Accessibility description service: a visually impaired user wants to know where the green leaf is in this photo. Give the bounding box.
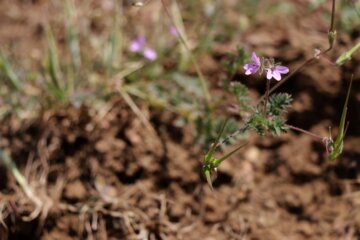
[172,73,203,97]
[213,142,248,166]
[46,27,62,90]
[64,0,81,72]
[204,119,228,164]
[328,77,353,160]
[0,50,22,91]
[267,93,292,116]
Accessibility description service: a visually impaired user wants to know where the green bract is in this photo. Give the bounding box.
[328,77,353,160]
[203,120,247,190]
[336,42,360,66]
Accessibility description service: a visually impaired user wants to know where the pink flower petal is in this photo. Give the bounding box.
[251,52,261,66]
[266,69,272,80]
[129,36,146,52]
[244,64,252,75]
[143,48,157,61]
[129,42,141,52]
[273,71,281,81]
[275,66,289,74]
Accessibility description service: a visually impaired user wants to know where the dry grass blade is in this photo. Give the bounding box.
[0,150,43,221]
[0,202,7,229]
[119,89,157,135]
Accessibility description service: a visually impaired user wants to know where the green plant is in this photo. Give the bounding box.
[202,0,355,189]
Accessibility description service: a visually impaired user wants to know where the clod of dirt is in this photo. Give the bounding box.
[63,180,88,202]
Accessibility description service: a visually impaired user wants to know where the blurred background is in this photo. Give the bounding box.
[0,0,359,239]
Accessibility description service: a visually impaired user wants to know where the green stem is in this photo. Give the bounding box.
[263,79,271,115]
[213,142,248,166]
[330,0,336,33]
[205,119,229,164]
[160,0,211,109]
[215,125,250,149]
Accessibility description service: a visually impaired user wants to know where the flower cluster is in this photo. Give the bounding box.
[244,52,289,81]
[129,36,157,61]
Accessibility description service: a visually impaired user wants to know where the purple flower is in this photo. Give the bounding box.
[129,36,157,61]
[266,66,289,81]
[244,52,261,75]
[129,36,145,53]
[143,48,157,61]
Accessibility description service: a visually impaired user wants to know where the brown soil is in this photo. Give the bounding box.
[0,1,360,240]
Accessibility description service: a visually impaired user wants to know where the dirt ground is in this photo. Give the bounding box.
[0,1,359,240]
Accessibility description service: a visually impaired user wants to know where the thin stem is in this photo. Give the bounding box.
[118,89,156,134]
[330,0,336,32]
[160,0,211,109]
[213,142,248,166]
[263,79,271,115]
[215,125,250,149]
[286,124,324,141]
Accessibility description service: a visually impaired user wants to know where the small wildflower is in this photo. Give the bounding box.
[143,48,157,61]
[129,36,157,61]
[244,52,261,75]
[129,36,145,53]
[266,65,289,81]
